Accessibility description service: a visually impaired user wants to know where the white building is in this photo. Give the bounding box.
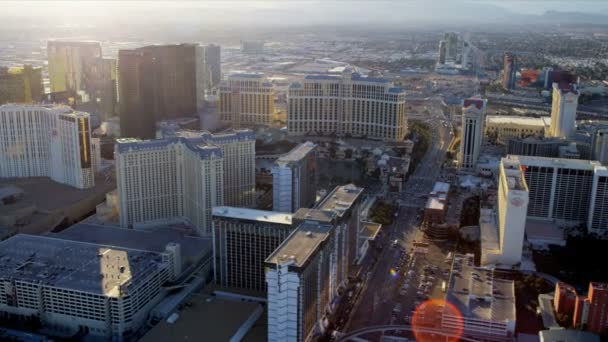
[549,82,579,138]
[0,234,177,341]
[505,155,608,232]
[218,74,275,128]
[497,158,529,265]
[459,98,487,170]
[588,167,608,236]
[115,137,224,235]
[265,221,334,342]
[485,115,551,143]
[0,104,96,189]
[272,142,318,213]
[444,254,516,341]
[287,71,407,141]
[592,127,608,165]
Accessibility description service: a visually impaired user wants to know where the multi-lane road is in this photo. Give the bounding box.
[343,99,453,339]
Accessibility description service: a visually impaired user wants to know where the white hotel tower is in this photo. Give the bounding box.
[287,70,407,141]
[115,137,224,235]
[0,104,97,189]
[549,82,579,138]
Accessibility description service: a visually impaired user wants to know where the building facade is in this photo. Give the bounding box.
[549,82,579,138]
[287,71,407,141]
[485,115,550,144]
[272,142,318,213]
[158,129,256,208]
[118,44,199,139]
[502,53,516,90]
[505,155,608,230]
[0,234,179,341]
[82,57,118,120]
[212,207,295,294]
[0,65,43,105]
[115,137,224,234]
[47,41,102,94]
[459,98,487,170]
[0,104,95,189]
[218,74,275,128]
[204,44,221,87]
[588,167,608,236]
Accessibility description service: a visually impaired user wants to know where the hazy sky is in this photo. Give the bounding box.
[2,1,607,29]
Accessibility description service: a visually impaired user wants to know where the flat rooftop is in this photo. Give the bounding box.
[265,222,332,269]
[501,159,528,191]
[505,154,603,170]
[293,208,336,223]
[526,219,564,244]
[52,223,212,270]
[316,184,364,216]
[360,222,382,240]
[432,182,450,194]
[0,234,164,297]
[140,293,263,342]
[212,206,293,225]
[276,142,316,163]
[445,254,515,323]
[425,197,446,211]
[486,115,550,127]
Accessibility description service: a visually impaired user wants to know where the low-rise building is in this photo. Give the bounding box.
[485,115,550,144]
[443,253,516,341]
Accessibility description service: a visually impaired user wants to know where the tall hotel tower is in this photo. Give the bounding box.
[0,104,96,189]
[459,97,487,170]
[549,82,579,138]
[115,137,224,234]
[218,74,275,128]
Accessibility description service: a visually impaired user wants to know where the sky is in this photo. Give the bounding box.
[2,1,607,28]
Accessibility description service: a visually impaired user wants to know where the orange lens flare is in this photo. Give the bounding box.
[411,299,463,342]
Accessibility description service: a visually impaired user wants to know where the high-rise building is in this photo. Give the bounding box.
[287,71,407,141]
[195,45,209,111]
[505,155,607,229]
[438,40,447,64]
[212,207,295,294]
[265,221,334,342]
[573,282,608,334]
[0,104,95,189]
[496,158,529,265]
[459,97,487,170]
[272,142,318,213]
[0,65,43,104]
[82,57,118,119]
[444,32,459,62]
[118,44,198,139]
[159,129,256,208]
[502,53,517,90]
[115,137,224,234]
[204,44,221,87]
[549,82,579,138]
[47,41,102,94]
[554,282,578,317]
[218,74,275,128]
[240,40,265,54]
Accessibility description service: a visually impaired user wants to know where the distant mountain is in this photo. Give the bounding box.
[539,10,608,25]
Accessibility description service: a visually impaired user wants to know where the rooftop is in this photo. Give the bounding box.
[445,254,515,323]
[432,182,450,194]
[505,154,603,170]
[501,158,528,191]
[486,115,551,127]
[539,329,600,342]
[425,197,446,211]
[52,223,212,270]
[265,221,332,269]
[293,208,336,223]
[0,234,165,297]
[276,141,316,163]
[212,206,293,225]
[316,184,364,216]
[140,293,263,342]
[360,221,382,241]
[115,137,223,159]
[463,98,487,110]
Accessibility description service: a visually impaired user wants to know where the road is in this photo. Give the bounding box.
[344,98,454,337]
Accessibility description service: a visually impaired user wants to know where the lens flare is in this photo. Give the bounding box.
[411,299,463,342]
[389,268,398,277]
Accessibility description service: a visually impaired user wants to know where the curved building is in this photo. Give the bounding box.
[287,71,407,141]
